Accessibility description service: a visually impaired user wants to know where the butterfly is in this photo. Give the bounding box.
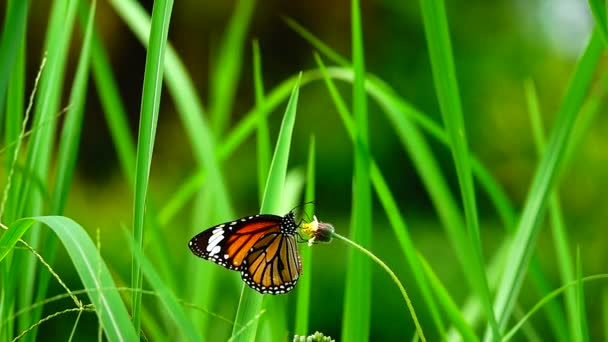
[188,211,302,294]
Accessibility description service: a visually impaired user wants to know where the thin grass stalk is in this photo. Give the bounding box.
[342,0,373,340]
[253,40,271,202]
[525,79,577,341]
[27,2,98,338]
[576,248,589,342]
[107,0,234,219]
[1,15,27,341]
[314,54,446,337]
[15,0,78,337]
[0,0,30,117]
[209,0,256,135]
[90,32,136,180]
[294,137,316,335]
[231,74,301,342]
[130,0,174,334]
[418,0,498,336]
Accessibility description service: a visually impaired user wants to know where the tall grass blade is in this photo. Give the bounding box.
[487,30,603,340]
[294,136,316,335]
[90,32,136,180]
[576,248,589,342]
[108,0,233,218]
[342,0,373,340]
[0,12,26,339]
[314,54,445,337]
[0,0,30,119]
[124,229,201,341]
[253,40,271,201]
[209,0,255,135]
[13,0,78,337]
[27,3,98,334]
[231,73,301,342]
[2,216,138,341]
[52,0,96,214]
[418,0,498,336]
[525,79,576,341]
[130,0,174,334]
[588,0,608,45]
[418,254,477,341]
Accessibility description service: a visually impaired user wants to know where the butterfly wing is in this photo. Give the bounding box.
[188,214,283,271]
[240,233,302,294]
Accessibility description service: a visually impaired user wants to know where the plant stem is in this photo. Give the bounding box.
[332,232,426,342]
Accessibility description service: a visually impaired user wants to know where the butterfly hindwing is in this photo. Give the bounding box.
[240,232,301,294]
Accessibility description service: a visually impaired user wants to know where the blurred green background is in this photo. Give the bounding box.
[5,0,608,340]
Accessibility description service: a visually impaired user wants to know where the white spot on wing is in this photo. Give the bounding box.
[210,245,221,255]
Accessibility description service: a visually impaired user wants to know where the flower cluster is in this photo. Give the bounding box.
[300,215,335,246]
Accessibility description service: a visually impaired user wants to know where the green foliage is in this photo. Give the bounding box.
[1,0,606,341]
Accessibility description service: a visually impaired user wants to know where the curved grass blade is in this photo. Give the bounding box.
[315,54,445,337]
[90,32,136,180]
[294,136,315,335]
[107,0,233,219]
[341,1,373,339]
[123,229,201,341]
[130,0,174,333]
[576,248,589,342]
[418,0,498,335]
[525,79,575,341]
[0,0,30,118]
[418,254,477,341]
[487,29,603,340]
[1,216,137,341]
[209,0,255,135]
[27,3,99,334]
[253,40,271,202]
[231,73,302,342]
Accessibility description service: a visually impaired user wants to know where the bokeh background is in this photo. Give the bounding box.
[8,0,608,340]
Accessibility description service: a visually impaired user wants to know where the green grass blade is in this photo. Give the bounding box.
[525,79,576,341]
[15,0,77,219]
[0,0,30,117]
[130,0,174,333]
[108,0,233,218]
[341,0,373,340]
[576,248,589,342]
[603,290,608,341]
[294,136,316,335]
[503,274,608,340]
[124,229,201,341]
[90,32,137,181]
[13,0,78,337]
[253,40,271,201]
[259,74,301,213]
[52,0,96,214]
[419,0,498,336]
[588,0,608,45]
[2,11,26,224]
[315,53,445,338]
[26,3,98,335]
[419,254,478,341]
[209,0,255,135]
[282,19,517,231]
[0,220,33,262]
[231,73,301,342]
[4,216,138,341]
[488,30,603,340]
[282,16,351,67]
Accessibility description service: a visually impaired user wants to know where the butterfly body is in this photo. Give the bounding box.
[188,211,302,294]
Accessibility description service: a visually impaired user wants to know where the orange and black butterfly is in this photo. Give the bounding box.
[188,211,302,294]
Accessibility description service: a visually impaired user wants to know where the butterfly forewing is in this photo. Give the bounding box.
[188,211,302,294]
